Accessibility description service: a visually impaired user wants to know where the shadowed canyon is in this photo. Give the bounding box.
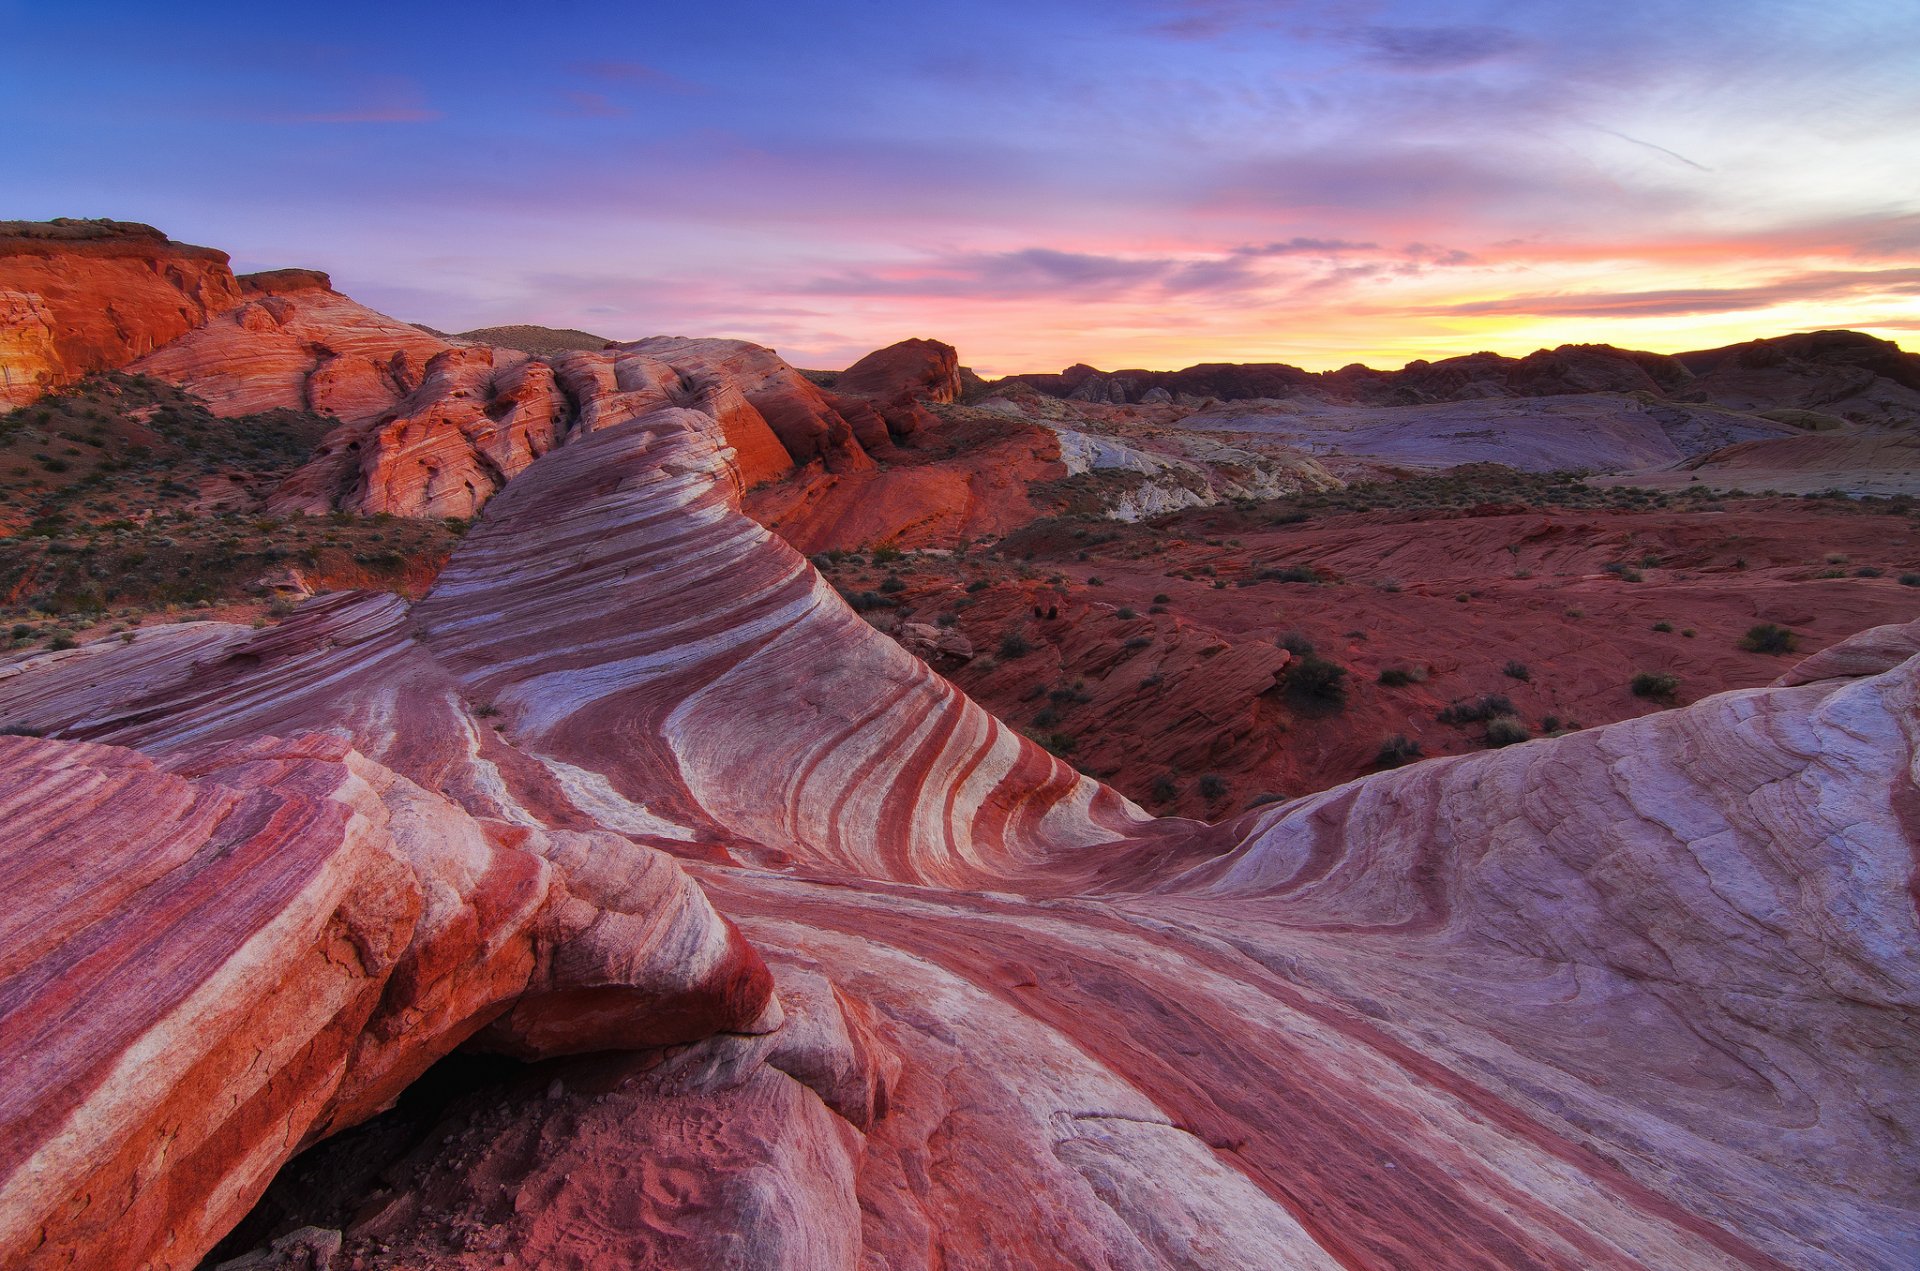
[1,220,1917,1271]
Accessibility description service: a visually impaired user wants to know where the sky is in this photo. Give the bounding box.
[5,0,1918,375]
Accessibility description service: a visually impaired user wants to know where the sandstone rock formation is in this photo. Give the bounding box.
[0,729,768,1271]
[132,273,455,428]
[1,389,1914,1268]
[827,337,962,441]
[833,337,962,406]
[0,220,244,407]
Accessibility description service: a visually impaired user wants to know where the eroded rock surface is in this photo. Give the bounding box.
[1,393,1915,1269]
[0,220,243,407]
[0,730,767,1270]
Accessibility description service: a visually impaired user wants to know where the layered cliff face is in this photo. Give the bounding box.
[0,220,244,407]
[1,389,1915,1269]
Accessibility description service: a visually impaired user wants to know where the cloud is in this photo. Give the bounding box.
[1358,24,1526,72]
[1400,242,1477,265]
[802,246,1267,300]
[1145,1,1298,41]
[1234,237,1380,256]
[1440,268,1920,318]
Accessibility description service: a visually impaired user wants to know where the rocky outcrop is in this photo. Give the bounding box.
[257,330,940,516]
[0,219,244,406]
[834,337,962,406]
[133,280,456,427]
[829,337,962,440]
[0,729,768,1271]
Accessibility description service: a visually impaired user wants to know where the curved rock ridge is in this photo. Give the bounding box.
[0,220,244,407]
[411,405,1156,886]
[0,401,1915,1267]
[0,730,769,1271]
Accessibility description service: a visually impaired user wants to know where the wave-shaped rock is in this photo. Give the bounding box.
[0,729,768,1271]
[1,390,1914,1268]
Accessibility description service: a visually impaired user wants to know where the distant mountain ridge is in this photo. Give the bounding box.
[1002,330,1920,428]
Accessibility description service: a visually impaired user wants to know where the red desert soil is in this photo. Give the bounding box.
[813,485,1920,816]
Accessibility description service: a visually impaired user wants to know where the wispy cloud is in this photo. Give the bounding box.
[1441,268,1920,318]
[1357,24,1527,71]
[1234,237,1380,256]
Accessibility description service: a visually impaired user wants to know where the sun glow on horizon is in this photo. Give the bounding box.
[10,0,1914,378]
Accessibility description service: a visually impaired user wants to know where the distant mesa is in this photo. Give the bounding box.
[451,324,618,357]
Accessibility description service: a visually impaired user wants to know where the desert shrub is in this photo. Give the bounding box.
[1278,630,1315,656]
[1739,623,1797,654]
[1377,666,1425,687]
[1284,653,1348,707]
[1375,734,1423,769]
[1150,773,1180,802]
[1116,606,1136,619]
[1261,566,1318,584]
[1032,707,1060,728]
[1631,672,1680,701]
[1502,660,1530,681]
[1152,593,1171,603]
[878,575,907,594]
[1197,774,1228,801]
[870,543,903,564]
[1437,694,1515,726]
[1652,621,1673,633]
[1139,673,1164,689]
[845,590,898,612]
[997,631,1033,658]
[1245,791,1287,808]
[1485,717,1530,747]
[1123,636,1151,650]
[1903,574,1920,587]
[966,579,990,592]
[1856,566,1883,578]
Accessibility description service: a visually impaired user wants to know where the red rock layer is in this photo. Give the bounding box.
[0,730,770,1270]
[0,220,244,407]
[742,410,1067,552]
[132,281,455,428]
[1,400,1915,1268]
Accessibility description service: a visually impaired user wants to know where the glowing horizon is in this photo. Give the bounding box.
[6,0,1916,377]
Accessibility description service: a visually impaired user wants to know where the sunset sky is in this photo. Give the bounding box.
[6,0,1918,375]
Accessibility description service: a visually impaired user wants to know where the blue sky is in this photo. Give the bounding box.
[5,0,1918,372]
